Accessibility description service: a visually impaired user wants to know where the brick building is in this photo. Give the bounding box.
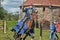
[20,0,60,29]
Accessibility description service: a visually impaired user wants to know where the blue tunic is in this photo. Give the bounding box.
[18,22,28,34]
[50,23,56,32]
[50,23,56,40]
[12,19,34,35]
[12,19,28,34]
[25,8,35,19]
[12,19,23,33]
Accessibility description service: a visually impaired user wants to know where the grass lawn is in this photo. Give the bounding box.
[0,21,60,40]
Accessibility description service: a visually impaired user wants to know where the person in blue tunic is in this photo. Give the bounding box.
[11,5,35,40]
[11,6,34,33]
[50,22,57,40]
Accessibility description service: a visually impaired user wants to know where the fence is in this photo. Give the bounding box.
[0,20,7,33]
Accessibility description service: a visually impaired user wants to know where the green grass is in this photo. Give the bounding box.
[0,21,60,40]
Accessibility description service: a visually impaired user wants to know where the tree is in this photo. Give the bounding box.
[0,7,19,20]
[0,7,5,20]
[0,7,8,20]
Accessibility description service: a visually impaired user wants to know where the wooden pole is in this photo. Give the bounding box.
[3,20,7,33]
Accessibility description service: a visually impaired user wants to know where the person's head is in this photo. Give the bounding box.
[51,21,56,25]
[28,5,33,8]
[29,3,33,7]
[53,21,56,25]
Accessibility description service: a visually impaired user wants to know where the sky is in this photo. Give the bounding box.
[1,0,26,14]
